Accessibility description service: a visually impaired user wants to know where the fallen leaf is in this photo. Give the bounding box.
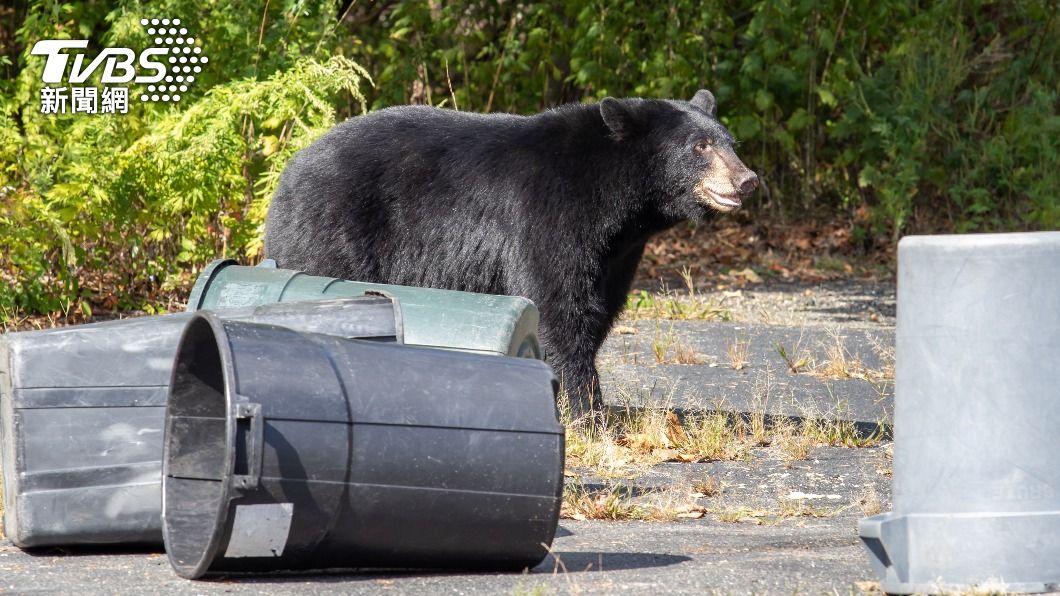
[854,580,882,593]
[653,448,681,461]
[618,432,665,451]
[769,263,791,278]
[735,267,763,283]
[665,411,688,445]
[612,325,637,335]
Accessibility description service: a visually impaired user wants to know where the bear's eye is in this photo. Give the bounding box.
[693,140,711,154]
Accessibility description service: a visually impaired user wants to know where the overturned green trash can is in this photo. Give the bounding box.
[0,296,401,548]
[188,259,542,359]
[163,312,564,578]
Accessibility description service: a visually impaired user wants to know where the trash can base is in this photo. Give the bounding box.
[859,511,1060,594]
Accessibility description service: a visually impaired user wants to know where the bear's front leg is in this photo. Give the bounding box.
[550,350,603,419]
[534,295,608,419]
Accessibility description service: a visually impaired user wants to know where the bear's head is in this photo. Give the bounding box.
[600,90,758,220]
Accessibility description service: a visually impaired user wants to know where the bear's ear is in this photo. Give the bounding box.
[690,89,717,118]
[600,97,636,140]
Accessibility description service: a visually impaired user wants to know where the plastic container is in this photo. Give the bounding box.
[859,232,1060,593]
[163,312,563,578]
[188,259,541,359]
[0,296,401,547]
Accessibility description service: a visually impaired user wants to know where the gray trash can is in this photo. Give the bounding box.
[188,259,542,359]
[859,232,1060,594]
[1,296,401,548]
[163,312,564,578]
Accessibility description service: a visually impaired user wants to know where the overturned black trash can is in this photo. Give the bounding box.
[0,296,401,548]
[163,312,564,579]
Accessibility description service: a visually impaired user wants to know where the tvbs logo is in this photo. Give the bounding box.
[31,18,208,115]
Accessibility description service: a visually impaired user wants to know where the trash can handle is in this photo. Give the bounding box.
[232,402,264,491]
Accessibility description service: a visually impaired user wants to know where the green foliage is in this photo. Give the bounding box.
[836,1,1060,235]
[0,0,1057,321]
[1,0,369,318]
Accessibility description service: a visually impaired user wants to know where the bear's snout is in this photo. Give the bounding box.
[694,150,758,213]
[736,171,759,195]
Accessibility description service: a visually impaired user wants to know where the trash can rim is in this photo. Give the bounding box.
[185,259,238,312]
[162,310,241,579]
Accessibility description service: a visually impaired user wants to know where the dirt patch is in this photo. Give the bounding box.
[626,216,896,328]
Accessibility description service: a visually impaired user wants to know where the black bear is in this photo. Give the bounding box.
[265,90,757,416]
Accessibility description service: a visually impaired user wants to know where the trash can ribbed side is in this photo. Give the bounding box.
[0,296,401,548]
[162,313,563,579]
[186,259,542,359]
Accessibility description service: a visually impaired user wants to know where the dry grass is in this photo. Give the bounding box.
[560,371,887,526]
[810,416,887,448]
[671,343,703,365]
[649,323,703,365]
[814,334,866,378]
[808,329,893,382]
[770,328,895,383]
[773,417,818,466]
[875,443,894,478]
[711,497,846,525]
[677,412,750,461]
[561,481,708,522]
[777,497,845,519]
[868,332,896,379]
[623,268,732,322]
[726,335,751,370]
[557,402,889,524]
[691,476,722,498]
[649,326,670,363]
[858,483,883,516]
[774,338,812,373]
[625,292,731,322]
[772,397,888,468]
[562,380,886,482]
[564,398,755,476]
[561,482,647,521]
[713,506,772,524]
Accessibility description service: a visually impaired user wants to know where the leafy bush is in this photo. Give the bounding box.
[836,1,1059,235]
[1,1,369,319]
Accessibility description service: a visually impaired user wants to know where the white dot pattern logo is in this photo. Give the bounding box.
[139,17,206,103]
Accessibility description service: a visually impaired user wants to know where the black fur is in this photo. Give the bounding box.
[265,92,755,415]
